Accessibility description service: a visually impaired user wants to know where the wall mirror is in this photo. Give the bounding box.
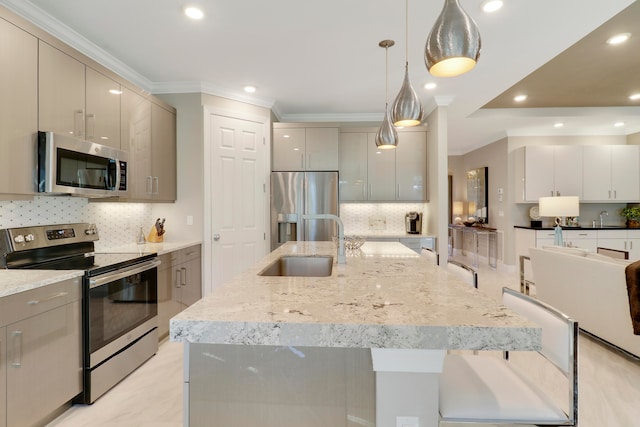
[467,167,488,224]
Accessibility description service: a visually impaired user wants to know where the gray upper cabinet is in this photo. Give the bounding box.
[40,41,122,149]
[121,90,176,202]
[272,125,339,171]
[151,103,177,201]
[38,41,86,138]
[85,66,121,148]
[339,128,427,202]
[0,18,38,196]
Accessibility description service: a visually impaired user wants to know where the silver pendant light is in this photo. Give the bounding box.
[391,0,423,127]
[376,40,398,149]
[425,0,481,77]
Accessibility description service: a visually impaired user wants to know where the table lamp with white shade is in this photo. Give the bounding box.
[538,196,580,246]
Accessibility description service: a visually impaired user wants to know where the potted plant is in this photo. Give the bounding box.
[621,206,640,228]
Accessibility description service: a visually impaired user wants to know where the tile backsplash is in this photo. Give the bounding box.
[0,197,155,250]
[340,203,429,235]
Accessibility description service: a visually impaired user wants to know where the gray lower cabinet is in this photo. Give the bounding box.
[0,325,5,427]
[157,245,202,340]
[0,277,82,427]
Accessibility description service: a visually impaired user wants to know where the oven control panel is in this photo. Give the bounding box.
[47,228,76,240]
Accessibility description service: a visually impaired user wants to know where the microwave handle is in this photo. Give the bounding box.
[115,159,122,191]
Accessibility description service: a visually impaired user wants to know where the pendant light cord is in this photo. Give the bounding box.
[385,45,389,103]
[405,0,409,66]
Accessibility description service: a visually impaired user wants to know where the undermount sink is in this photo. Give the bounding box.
[258,255,334,277]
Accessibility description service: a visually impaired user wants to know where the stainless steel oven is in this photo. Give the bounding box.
[84,256,160,403]
[0,223,160,404]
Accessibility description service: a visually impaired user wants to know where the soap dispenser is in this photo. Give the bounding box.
[137,226,146,245]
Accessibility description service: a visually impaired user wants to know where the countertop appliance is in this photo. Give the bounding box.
[270,171,339,251]
[0,223,159,404]
[405,211,422,234]
[37,131,128,197]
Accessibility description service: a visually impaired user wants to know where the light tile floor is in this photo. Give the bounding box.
[48,251,640,426]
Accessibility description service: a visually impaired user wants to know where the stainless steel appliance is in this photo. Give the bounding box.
[405,211,422,234]
[37,131,128,197]
[270,171,339,251]
[0,223,159,404]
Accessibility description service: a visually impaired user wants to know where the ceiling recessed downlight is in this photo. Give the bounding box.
[244,85,257,93]
[424,82,437,90]
[606,32,631,45]
[554,122,564,128]
[109,89,123,95]
[629,93,640,101]
[514,94,527,102]
[614,122,625,127]
[481,0,503,13]
[184,6,204,20]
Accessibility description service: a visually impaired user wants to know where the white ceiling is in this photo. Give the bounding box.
[2,0,638,154]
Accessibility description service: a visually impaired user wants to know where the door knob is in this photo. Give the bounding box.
[213,234,220,241]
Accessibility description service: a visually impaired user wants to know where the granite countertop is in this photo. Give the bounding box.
[0,240,202,299]
[515,225,628,230]
[170,241,540,351]
[0,270,84,298]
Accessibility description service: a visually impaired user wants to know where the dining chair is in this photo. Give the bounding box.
[446,260,478,289]
[439,287,578,426]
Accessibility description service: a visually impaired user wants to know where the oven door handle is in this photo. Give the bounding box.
[89,259,161,289]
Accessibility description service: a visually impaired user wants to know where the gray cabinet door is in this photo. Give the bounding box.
[6,301,82,427]
[0,18,37,195]
[151,103,177,201]
[86,66,121,148]
[121,88,152,199]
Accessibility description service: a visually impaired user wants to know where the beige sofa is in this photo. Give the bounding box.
[529,246,640,358]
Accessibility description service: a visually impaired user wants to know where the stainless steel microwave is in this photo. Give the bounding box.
[37,131,128,197]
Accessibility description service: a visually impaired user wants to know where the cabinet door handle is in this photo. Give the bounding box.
[301,154,305,169]
[11,331,23,368]
[86,113,96,140]
[625,241,628,250]
[146,176,153,194]
[614,190,617,199]
[27,291,68,305]
[631,241,633,250]
[609,190,612,199]
[181,267,188,287]
[153,177,159,195]
[397,184,400,199]
[175,269,182,288]
[550,190,554,196]
[74,109,85,137]
[369,184,372,199]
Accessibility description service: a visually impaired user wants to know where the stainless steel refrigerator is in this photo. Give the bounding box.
[270,171,339,251]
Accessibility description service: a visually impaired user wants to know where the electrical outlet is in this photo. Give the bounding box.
[187,215,194,226]
[396,416,419,427]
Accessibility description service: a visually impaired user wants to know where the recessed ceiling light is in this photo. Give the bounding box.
[109,89,122,95]
[481,0,503,13]
[184,6,204,20]
[554,122,564,128]
[424,82,437,90]
[629,93,640,101]
[514,94,527,102]
[283,134,290,139]
[614,122,625,127]
[606,32,631,45]
[244,85,257,93]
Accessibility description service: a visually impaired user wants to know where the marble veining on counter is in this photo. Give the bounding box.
[171,242,540,351]
[0,270,84,298]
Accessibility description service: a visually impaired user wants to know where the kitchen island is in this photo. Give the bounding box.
[170,241,540,427]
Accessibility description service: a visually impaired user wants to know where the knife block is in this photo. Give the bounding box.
[147,225,164,243]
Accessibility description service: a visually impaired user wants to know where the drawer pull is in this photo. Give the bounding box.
[11,331,22,368]
[27,291,68,305]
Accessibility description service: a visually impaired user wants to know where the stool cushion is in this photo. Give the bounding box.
[439,354,568,422]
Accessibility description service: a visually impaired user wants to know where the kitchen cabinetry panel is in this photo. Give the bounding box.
[519,145,582,202]
[583,145,640,202]
[1,277,82,427]
[339,132,368,201]
[0,326,5,427]
[85,66,121,148]
[151,103,177,201]
[38,40,86,138]
[367,133,396,201]
[0,18,37,196]
[395,131,427,201]
[272,125,339,171]
[121,88,152,199]
[157,245,202,340]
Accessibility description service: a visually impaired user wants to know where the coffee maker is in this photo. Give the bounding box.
[405,212,422,234]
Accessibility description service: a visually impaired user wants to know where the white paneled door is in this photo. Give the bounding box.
[206,112,268,293]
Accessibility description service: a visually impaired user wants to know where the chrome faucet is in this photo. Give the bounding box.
[302,214,346,264]
[599,210,608,228]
